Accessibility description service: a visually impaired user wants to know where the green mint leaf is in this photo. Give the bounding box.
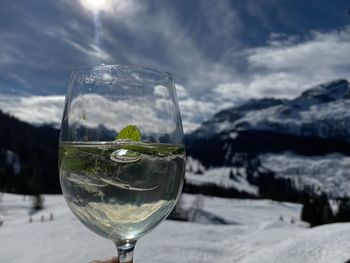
[116,125,142,141]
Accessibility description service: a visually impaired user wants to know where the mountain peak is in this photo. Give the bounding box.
[298,79,349,103]
[188,78,350,144]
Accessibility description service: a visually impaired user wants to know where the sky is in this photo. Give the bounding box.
[0,0,349,132]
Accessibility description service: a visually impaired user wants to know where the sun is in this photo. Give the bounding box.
[80,0,134,15]
[80,0,110,12]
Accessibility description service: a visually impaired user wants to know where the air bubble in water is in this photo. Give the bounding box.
[110,149,140,163]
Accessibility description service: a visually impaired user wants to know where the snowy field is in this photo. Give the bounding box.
[1,193,350,263]
[260,152,350,197]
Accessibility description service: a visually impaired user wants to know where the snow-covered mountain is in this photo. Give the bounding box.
[186,79,350,198]
[186,167,258,196]
[190,79,350,142]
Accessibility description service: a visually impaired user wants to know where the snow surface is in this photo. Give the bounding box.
[260,152,350,197]
[1,193,349,263]
[240,223,350,263]
[186,168,258,196]
[186,156,205,174]
[185,157,258,196]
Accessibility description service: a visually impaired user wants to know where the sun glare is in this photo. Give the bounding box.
[80,0,134,15]
[80,0,109,12]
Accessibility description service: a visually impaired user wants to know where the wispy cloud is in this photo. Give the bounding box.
[0,0,238,96]
[0,0,350,133]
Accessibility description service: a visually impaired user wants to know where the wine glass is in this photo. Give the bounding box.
[58,64,186,262]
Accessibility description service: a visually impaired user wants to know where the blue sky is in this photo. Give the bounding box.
[0,0,349,132]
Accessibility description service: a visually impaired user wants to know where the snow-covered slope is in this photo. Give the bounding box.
[260,152,350,197]
[185,157,258,196]
[186,167,258,196]
[2,193,350,263]
[186,156,206,174]
[191,79,350,142]
[240,223,350,263]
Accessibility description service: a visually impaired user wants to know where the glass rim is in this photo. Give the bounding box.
[71,63,172,79]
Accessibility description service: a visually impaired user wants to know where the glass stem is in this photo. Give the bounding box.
[115,240,136,263]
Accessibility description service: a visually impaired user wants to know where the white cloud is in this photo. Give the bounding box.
[0,86,210,135]
[248,27,350,70]
[215,72,307,100]
[0,95,65,128]
[214,26,350,103]
[4,26,350,134]
[98,1,237,93]
[1,1,350,135]
[175,84,217,132]
[0,0,238,128]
